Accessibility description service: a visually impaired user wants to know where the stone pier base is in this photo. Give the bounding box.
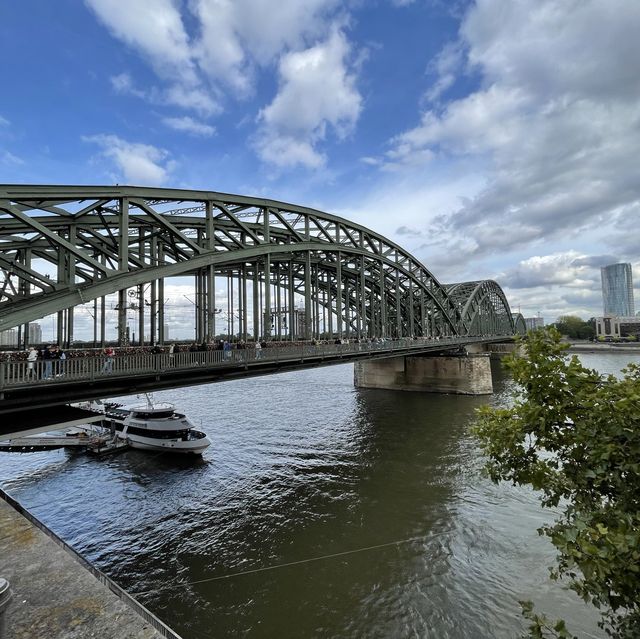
[354,353,493,395]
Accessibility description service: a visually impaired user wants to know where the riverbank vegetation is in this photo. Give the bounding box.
[552,315,595,340]
[474,327,639,638]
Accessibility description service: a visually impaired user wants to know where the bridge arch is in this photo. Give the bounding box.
[446,280,517,337]
[0,185,518,345]
[512,313,527,335]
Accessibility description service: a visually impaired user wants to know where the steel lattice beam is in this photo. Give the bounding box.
[0,185,521,345]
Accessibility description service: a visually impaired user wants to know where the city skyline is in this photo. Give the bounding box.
[1,1,639,322]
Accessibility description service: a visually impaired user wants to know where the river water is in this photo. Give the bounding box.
[2,352,639,638]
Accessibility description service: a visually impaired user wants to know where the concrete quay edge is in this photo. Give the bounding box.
[0,488,182,639]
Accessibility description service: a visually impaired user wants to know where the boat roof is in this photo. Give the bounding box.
[129,402,175,414]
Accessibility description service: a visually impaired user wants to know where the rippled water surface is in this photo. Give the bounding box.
[2,352,638,638]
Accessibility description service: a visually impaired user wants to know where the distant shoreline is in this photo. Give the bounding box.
[567,342,640,354]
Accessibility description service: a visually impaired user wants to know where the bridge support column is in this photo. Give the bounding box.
[354,353,493,395]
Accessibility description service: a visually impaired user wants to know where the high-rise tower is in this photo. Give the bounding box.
[601,263,635,316]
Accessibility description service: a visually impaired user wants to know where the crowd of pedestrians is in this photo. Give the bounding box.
[1,335,442,362]
[0,335,448,386]
[20,344,68,379]
[0,336,464,389]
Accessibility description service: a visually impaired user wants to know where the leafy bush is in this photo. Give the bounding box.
[474,327,640,638]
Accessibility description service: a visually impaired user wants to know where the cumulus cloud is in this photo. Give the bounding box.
[383,0,640,262]
[254,28,362,169]
[561,289,603,308]
[396,225,423,237]
[191,0,340,96]
[499,252,590,289]
[83,134,174,185]
[110,72,221,117]
[497,252,609,319]
[571,255,619,268]
[89,1,344,98]
[162,116,216,137]
[163,84,221,117]
[85,0,197,83]
[88,0,356,166]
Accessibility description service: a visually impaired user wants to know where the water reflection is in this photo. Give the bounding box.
[0,356,620,638]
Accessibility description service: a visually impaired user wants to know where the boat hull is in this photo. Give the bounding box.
[121,434,211,455]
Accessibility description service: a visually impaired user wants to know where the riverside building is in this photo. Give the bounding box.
[601,263,635,317]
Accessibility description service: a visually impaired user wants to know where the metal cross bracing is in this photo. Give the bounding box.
[445,281,525,337]
[0,185,525,347]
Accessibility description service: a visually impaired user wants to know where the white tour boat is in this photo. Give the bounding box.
[103,398,211,455]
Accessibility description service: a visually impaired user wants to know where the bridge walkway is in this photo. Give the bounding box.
[0,338,503,390]
[0,337,509,422]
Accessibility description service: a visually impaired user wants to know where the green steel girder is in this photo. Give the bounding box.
[512,313,527,335]
[446,280,516,336]
[0,185,519,341]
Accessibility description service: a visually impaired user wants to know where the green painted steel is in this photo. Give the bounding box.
[0,185,521,345]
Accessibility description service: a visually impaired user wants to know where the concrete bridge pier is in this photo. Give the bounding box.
[354,351,494,395]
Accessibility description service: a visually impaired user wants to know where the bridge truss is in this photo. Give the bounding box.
[0,185,524,347]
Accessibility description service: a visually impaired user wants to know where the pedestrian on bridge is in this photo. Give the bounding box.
[255,340,262,359]
[56,346,66,377]
[102,347,114,374]
[27,347,38,379]
[42,346,53,379]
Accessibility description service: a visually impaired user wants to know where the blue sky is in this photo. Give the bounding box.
[2,0,639,334]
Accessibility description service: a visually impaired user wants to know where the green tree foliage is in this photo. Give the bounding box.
[554,315,595,340]
[473,327,640,638]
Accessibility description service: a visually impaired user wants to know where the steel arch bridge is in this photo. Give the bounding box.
[0,185,524,346]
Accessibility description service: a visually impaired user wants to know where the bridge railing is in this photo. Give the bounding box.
[0,336,501,391]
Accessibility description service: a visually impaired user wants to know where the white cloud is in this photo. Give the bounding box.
[90,0,342,109]
[0,115,9,126]
[89,0,355,166]
[162,116,216,137]
[383,0,640,266]
[191,0,340,96]
[85,0,197,83]
[493,251,640,320]
[83,134,174,185]
[424,41,463,103]
[0,150,24,166]
[110,72,221,117]
[163,84,221,117]
[498,251,591,289]
[571,255,619,269]
[254,28,362,168]
[110,72,143,97]
[396,225,423,237]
